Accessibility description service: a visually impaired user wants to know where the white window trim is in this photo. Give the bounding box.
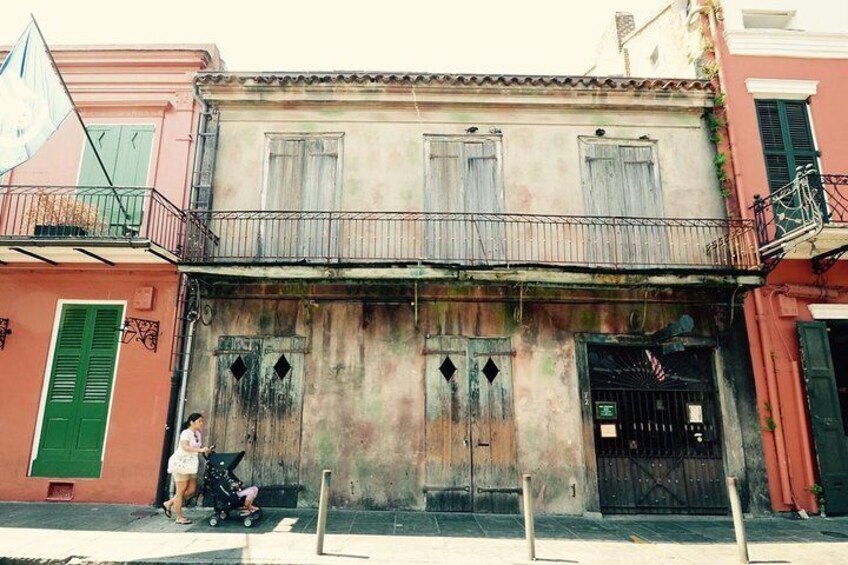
[29,300,127,478]
[726,29,848,59]
[809,304,848,320]
[745,79,818,100]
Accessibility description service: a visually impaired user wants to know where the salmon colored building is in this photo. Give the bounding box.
[0,45,220,504]
[702,0,848,516]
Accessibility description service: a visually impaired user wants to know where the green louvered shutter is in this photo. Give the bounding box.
[756,99,819,189]
[31,304,123,478]
[798,322,848,515]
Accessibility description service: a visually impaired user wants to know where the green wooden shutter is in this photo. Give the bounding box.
[798,322,848,515]
[78,125,154,234]
[32,304,123,478]
[755,100,818,191]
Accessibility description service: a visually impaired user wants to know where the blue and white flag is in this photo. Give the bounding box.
[0,21,73,175]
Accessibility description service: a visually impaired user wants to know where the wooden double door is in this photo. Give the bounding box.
[210,335,306,507]
[424,336,519,513]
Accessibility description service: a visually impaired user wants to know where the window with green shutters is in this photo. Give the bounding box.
[77,125,154,235]
[31,304,124,478]
[755,99,819,190]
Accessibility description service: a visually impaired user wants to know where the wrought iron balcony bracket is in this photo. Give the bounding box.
[0,318,10,350]
[121,317,160,352]
[812,244,848,275]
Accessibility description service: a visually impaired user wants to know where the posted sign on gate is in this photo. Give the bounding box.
[595,401,617,420]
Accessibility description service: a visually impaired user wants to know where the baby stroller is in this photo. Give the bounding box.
[202,450,262,528]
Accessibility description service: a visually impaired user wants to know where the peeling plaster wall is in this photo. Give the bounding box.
[184,284,766,514]
[208,101,724,220]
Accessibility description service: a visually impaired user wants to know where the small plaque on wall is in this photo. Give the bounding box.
[595,401,618,421]
[687,403,704,424]
[600,423,618,438]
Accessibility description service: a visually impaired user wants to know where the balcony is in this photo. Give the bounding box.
[0,186,186,266]
[752,172,848,273]
[183,211,761,283]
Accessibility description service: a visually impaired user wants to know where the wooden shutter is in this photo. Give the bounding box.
[32,304,122,478]
[583,142,625,217]
[756,100,819,191]
[78,125,154,233]
[798,322,848,515]
[464,140,504,263]
[619,145,662,217]
[263,139,306,258]
[425,140,464,261]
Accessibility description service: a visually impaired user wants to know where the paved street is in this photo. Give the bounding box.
[1,503,847,564]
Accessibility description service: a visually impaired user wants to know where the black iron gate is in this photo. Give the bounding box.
[587,344,728,515]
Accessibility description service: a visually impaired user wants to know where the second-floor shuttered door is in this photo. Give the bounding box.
[78,125,154,236]
[424,137,505,265]
[581,140,664,267]
[756,100,822,239]
[264,135,342,261]
[756,100,819,190]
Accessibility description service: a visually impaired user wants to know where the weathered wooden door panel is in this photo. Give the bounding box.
[798,322,848,515]
[211,336,262,488]
[469,338,519,513]
[424,336,472,511]
[424,336,518,513]
[253,336,306,507]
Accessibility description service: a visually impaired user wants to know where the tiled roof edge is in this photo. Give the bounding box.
[195,72,712,92]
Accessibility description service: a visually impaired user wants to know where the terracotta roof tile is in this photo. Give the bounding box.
[195,71,712,92]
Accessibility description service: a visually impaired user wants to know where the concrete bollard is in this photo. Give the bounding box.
[726,477,749,564]
[522,474,536,562]
[316,469,332,555]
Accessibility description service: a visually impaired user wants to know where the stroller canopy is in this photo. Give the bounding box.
[207,451,245,472]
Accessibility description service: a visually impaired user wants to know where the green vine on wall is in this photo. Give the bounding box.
[808,483,826,515]
[763,402,777,432]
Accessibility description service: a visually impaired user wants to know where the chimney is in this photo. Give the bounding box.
[615,12,636,50]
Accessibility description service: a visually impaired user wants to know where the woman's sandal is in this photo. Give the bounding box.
[162,503,172,519]
[176,518,192,525]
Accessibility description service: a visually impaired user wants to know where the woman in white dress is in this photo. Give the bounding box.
[162,413,211,525]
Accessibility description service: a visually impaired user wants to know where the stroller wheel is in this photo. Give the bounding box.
[217,510,228,520]
[209,516,219,527]
[243,517,253,528]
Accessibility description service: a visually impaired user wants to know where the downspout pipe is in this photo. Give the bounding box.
[155,275,198,506]
[752,288,794,507]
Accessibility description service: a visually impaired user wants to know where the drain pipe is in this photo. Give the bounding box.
[752,287,794,506]
[154,276,198,506]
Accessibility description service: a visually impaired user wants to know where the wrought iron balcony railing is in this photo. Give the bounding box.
[184,210,760,272]
[0,186,186,259]
[752,172,848,267]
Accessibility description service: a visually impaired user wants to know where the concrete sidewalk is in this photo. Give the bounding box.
[1,503,847,564]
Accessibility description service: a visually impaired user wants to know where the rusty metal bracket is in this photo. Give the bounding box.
[422,485,470,493]
[476,486,523,494]
[0,318,10,350]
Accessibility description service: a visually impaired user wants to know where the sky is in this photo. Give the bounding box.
[1,0,667,75]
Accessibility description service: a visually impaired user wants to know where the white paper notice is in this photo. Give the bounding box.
[688,404,704,424]
[600,423,617,438]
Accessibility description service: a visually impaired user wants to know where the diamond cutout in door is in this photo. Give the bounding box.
[482,358,500,383]
[230,356,248,381]
[274,354,292,379]
[439,356,457,382]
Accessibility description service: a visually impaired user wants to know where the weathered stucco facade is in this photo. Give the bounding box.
[181,73,767,515]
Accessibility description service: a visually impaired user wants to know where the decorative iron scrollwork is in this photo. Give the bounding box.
[121,317,160,352]
[0,318,10,350]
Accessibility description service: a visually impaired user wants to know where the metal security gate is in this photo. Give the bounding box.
[587,344,728,515]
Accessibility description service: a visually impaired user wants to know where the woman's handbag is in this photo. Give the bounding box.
[168,449,197,475]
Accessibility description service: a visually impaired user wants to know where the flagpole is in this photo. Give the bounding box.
[28,15,130,221]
